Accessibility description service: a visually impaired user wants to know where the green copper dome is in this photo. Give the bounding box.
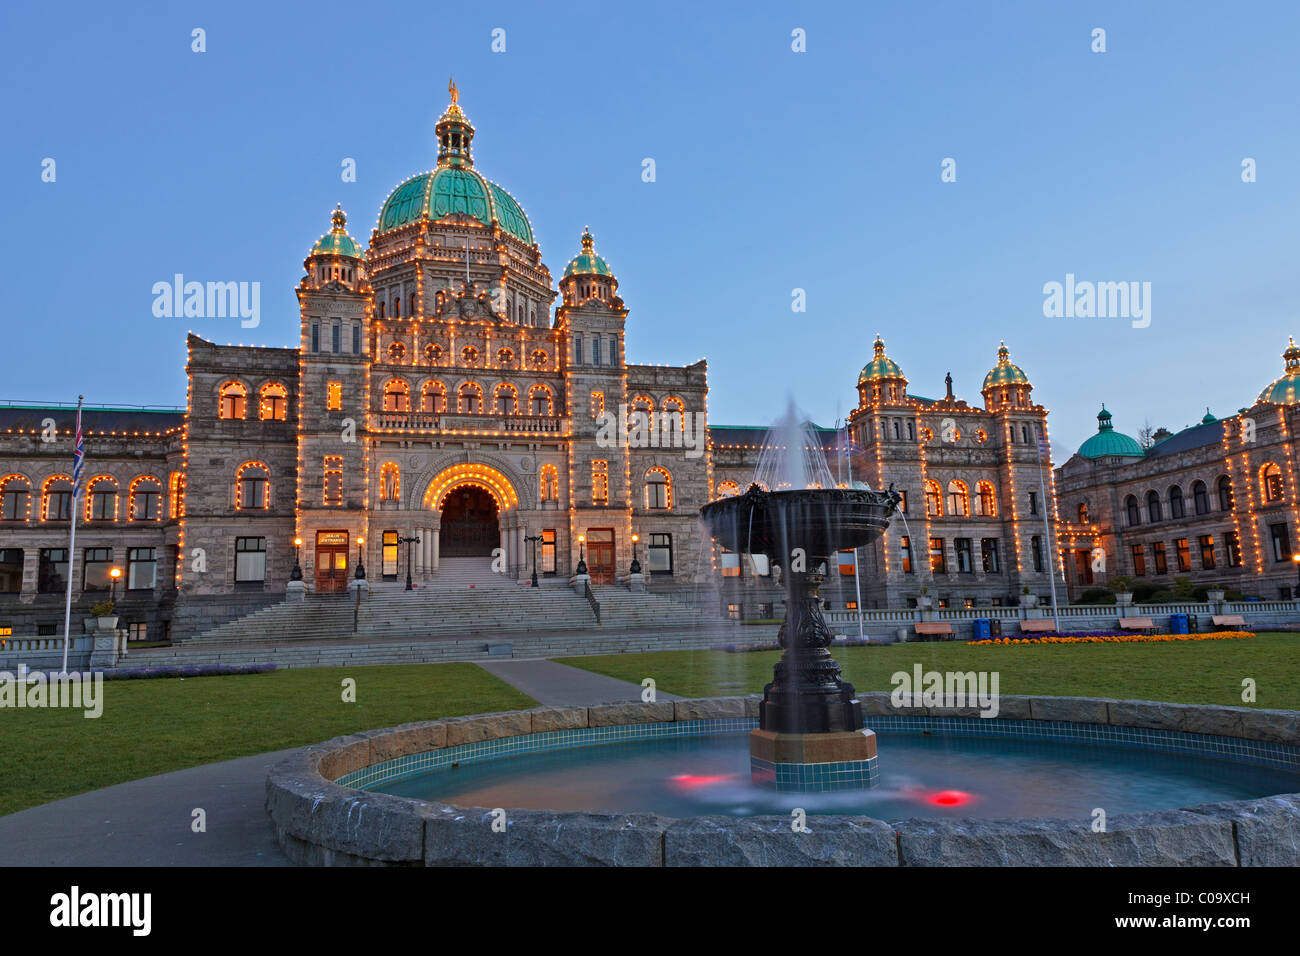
[982,341,1030,390]
[1202,408,1217,424]
[1257,337,1300,405]
[377,168,534,245]
[310,205,363,258]
[563,228,613,278]
[1077,405,1144,459]
[858,336,905,384]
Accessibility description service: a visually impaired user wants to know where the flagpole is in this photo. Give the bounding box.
[60,396,84,676]
[1036,433,1060,625]
[844,421,864,640]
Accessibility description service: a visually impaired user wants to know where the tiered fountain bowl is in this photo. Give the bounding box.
[700,482,901,791]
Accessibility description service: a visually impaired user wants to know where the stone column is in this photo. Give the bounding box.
[431,529,440,573]
[515,526,525,580]
[414,528,423,574]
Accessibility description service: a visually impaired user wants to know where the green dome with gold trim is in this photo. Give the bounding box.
[310,205,363,258]
[1257,337,1300,405]
[982,341,1030,390]
[563,228,613,278]
[1078,405,1144,459]
[858,336,905,384]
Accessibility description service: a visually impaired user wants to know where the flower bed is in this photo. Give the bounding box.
[972,631,1255,646]
[94,662,277,680]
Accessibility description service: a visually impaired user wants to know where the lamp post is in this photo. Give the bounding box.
[355,536,366,580]
[291,537,303,582]
[576,534,587,575]
[398,533,420,590]
[1292,552,1300,597]
[109,566,121,604]
[525,534,542,587]
[630,533,641,575]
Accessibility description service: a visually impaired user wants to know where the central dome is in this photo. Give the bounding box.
[377,168,534,245]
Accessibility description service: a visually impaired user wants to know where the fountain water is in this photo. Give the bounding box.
[700,405,901,791]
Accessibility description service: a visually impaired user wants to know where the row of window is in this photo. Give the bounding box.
[1124,533,1242,578]
[0,547,160,595]
[381,379,554,416]
[572,334,618,367]
[1120,477,1232,526]
[382,342,550,369]
[218,381,289,421]
[0,474,177,523]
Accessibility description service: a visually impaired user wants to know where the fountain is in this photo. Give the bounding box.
[699,411,901,791]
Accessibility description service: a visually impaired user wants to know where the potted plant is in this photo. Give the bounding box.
[91,600,118,633]
[1109,576,1136,606]
[917,585,932,609]
[1019,585,1038,608]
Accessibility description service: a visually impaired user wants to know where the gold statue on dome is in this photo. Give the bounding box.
[448,76,459,105]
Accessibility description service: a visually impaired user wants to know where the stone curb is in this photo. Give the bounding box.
[266,696,1300,867]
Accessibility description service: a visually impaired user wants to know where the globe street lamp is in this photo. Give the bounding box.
[630,533,642,575]
[525,533,542,587]
[1292,552,1300,595]
[576,534,587,575]
[398,533,421,590]
[291,537,303,581]
[355,536,366,580]
[109,566,122,603]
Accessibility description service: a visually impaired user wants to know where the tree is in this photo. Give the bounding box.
[1138,420,1154,449]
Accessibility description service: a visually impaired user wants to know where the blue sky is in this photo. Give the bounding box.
[3,0,1299,453]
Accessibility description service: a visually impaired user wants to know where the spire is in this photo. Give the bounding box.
[1284,336,1300,374]
[872,335,886,359]
[436,78,475,168]
[330,203,347,232]
[996,340,1010,364]
[580,226,595,255]
[1097,404,1113,431]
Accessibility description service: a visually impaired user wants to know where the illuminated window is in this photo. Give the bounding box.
[1199,535,1215,569]
[324,457,343,506]
[461,346,479,365]
[1131,544,1146,576]
[421,381,447,413]
[541,529,556,572]
[1218,476,1234,511]
[235,463,270,510]
[975,481,997,517]
[129,477,162,521]
[946,480,969,517]
[1,475,31,522]
[327,383,343,411]
[539,465,559,502]
[1153,541,1167,574]
[219,381,247,419]
[388,342,406,362]
[497,348,514,366]
[1175,537,1191,572]
[590,392,604,419]
[924,480,942,518]
[1261,463,1284,503]
[494,383,519,415]
[1076,501,1089,523]
[720,550,741,577]
[529,384,553,416]
[591,460,609,505]
[259,383,288,421]
[644,468,671,510]
[1226,531,1242,567]
[458,382,483,413]
[426,343,443,363]
[383,379,410,412]
[663,397,686,433]
[929,537,946,573]
[382,530,398,577]
[86,477,118,522]
[42,476,73,521]
[900,535,912,573]
[1269,523,1291,562]
[380,462,400,502]
[717,480,740,498]
[530,349,547,368]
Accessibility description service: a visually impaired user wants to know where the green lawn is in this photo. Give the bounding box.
[2,662,535,817]
[559,632,1300,711]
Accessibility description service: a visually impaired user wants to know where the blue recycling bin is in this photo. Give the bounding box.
[971,619,992,641]
[1169,613,1189,634]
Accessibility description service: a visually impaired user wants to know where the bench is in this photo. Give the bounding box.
[913,622,954,641]
[1211,614,1247,629]
[1118,616,1156,632]
[1019,619,1058,633]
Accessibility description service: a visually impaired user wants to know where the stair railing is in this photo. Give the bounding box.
[583,580,601,624]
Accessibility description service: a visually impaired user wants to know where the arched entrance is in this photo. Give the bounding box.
[439,485,499,556]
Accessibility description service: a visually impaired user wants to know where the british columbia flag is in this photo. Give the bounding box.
[71,404,84,499]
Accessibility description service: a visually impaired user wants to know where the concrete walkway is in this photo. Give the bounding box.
[0,660,663,866]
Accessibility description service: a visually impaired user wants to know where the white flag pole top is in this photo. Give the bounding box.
[61,396,84,676]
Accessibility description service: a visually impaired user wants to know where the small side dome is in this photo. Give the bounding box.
[1077,405,1145,459]
[563,228,614,278]
[1257,337,1300,405]
[982,341,1030,390]
[310,204,363,259]
[1201,407,1217,425]
[858,335,905,384]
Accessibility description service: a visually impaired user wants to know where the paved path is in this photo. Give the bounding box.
[0,662,662,866]
[476,658,679,706]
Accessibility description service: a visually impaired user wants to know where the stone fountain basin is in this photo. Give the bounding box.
[266,696,1300,867]
[699,487,899,560]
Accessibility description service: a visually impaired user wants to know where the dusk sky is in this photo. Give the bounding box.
[4,0,1299,454]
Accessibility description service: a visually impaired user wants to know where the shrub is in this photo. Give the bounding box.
[1076,587,1116,605]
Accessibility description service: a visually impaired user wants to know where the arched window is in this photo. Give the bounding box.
[946,479,969,517]
[219,381,247,419]
[388,342,406,362]
[169,471,185,518]
[461,346,479,366]
[1218,475,1234,511]
[663,397,686,433]
[42,475,73,521]
[128,476,163,521]
[1260,462,1284,503]
[493,383,519,415]
[1192,480,1209,515]
[420,381,447,414]
[539,464,559,502]
[529,384,553,416]
[235,462,270,510]
[379,462,400,502]
[1169,485,1185,519]
[1,474,31,522]
[383,378,410,412]
[498,348,514,367]
[924,479,943,518]
[259,383,288,421]
[1125,494,1141,526]
[425,343,443,364]
[976,481,997,517]
[458,382,483,414]
[85,476,119,522]
[1146,490,1162,523]
[530,349,547,368]
[717,480,741,498]
[645,467,672,510]
[1076,501,1089,523]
